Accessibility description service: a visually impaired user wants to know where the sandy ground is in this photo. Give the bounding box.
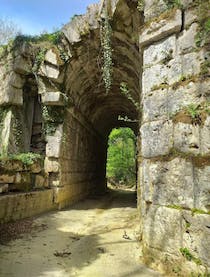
[0,188,161,277]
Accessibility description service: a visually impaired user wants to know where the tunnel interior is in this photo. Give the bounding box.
[59,0,142,197]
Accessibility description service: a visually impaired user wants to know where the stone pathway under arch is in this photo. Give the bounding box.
[0,189,161,277]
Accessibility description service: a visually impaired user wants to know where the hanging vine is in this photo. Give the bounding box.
[100,2,113,94]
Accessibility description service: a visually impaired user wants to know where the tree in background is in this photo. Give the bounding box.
[106,127,136,186]
[0,18,21,45]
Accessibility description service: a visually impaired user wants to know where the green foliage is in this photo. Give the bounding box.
[100,10,113,94]
[106,128,136,186]
[195,1,210,47]
[42,105,65,136]
[164,0,183,9]
[186,104,200,119]
[180,248,202,265]
[7,152,42,166]
[32,48,47,73]
[137,0,145,12]
[120,82,140,111]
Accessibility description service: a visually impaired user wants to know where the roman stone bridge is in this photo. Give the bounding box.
[0,0,209,275]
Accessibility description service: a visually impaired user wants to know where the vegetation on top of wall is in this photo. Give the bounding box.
[0,152,42,166]
[194,0,210,48]
[100,6,113,94]
[163,0,183,9]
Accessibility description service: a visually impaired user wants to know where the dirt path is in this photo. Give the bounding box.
[0,189,161,277]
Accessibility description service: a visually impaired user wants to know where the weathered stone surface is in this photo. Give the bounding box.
[141,120,173,158]
[0,174,15,184]
[182,211,210,267]
[41,91,65,106]
[30,162,42,173]
[174,123,200,154]
[139,9,182,47]
[143,205,182,254]
[0,184,9,193]
[194,166,210,212]
[44,157,60,173]
[200,116,210,156]
[13,56,32,74]
[184,8,198,28]
[46,125,63,158]
[34,175,46,189]
[0,85,23,105]
[177,23,198,54]
[182,50,204,77]
[143,35,176,67]
[45,49,61,66]
[143,88,168,122]
[141,158,194,208]
[39,64,60,80]
[168,81,202,114]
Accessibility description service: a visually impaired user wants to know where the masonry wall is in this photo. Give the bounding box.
[139,1,210,275]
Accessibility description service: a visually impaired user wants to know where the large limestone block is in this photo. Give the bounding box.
[45,49,63,66]
[141,120,173,158]
[143,88,168,122]
[0,85,23,105]
[13,56,32,74]
[39,64,60,80]
[194,166,210,212]
[174,123,200,155]
[168,81,202,114]
[143,35,176,67]
[177,23,198,54]
[44,157,60,173]
[139,9,182,47]
[46,125,63,158]
[182,211,210,267]
[141,158,194,208]
[41,91,65,106]
[142,205,182,255]
[200,116,210,156]
[182,50,204,77]
[144,0,167,22]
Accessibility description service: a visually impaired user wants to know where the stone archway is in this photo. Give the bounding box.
[0,0,209,275]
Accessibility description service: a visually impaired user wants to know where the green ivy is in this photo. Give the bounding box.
[100,9,113,94]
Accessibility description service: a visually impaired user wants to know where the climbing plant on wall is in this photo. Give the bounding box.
[100,1,113,94]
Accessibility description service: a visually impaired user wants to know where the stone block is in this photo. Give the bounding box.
[174,123,200,155]
[143,88,168,122]
[30,162,42,173]
[182,50,204,77]
[168,81,202,114]
[46,125,63,158]
[194,166,210,212]
[0,184,9,193]
[0,85,23,105]
[142,63,168,95]
[8,72,24,89]
[144,0,167,22]
[44,157,60,173]
[13,56,32,74]
[141,120,173,158]
[167,56,183,85]
[143,35,176,67]
[184,8,198,28]
[141,158,194,208]
[0,174,15,184]
[200,116,210,156]
[182,211,210,267]
[45,49,61,66]
[39,64,60,80]
[34,174,46,189]
[142,205,182,255]
[139,9,182,47]
[41,91,65,106]
[177,23,198,54]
